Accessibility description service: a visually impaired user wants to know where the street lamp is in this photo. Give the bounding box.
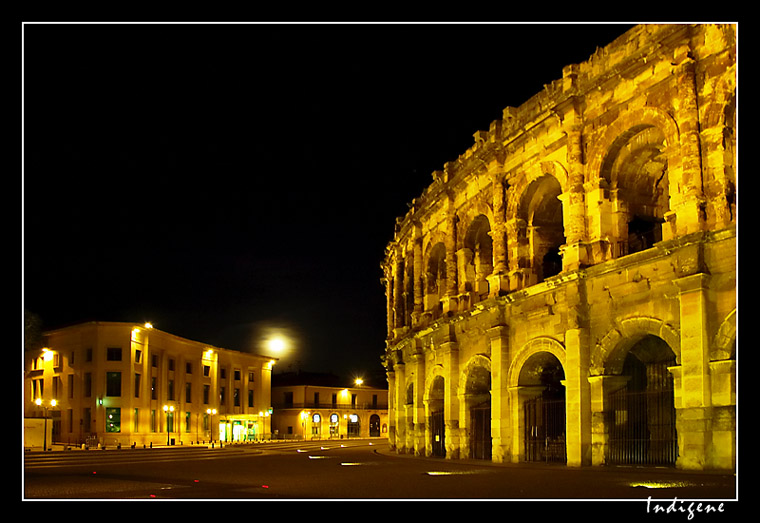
[35,398,56,451]
[206,408,217,445]
[163,404,174,446]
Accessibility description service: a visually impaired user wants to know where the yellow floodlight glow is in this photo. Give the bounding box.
[41,348,54,362]
[35,398,42,406]
[354,378,364,386]
[144,322,153,329]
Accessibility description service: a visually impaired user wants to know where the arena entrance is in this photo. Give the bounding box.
[607,335,677,466]
[519,352,566,463]
[465,363,492,460]
[429,375,445,457]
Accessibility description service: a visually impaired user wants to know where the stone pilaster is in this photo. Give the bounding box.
[673,273,713,470]
[488,325,511,463]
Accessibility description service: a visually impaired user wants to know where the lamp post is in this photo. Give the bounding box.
[35,398,56,451]
[163,404,174,446]
[206,408,217,445]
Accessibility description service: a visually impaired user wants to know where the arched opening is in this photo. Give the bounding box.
[369,414,381,437]
[425,243,447,319]
[519,174,565,282]
[428,375,445,457]
[607,335,677,466]
[519,352,566,463]
[602,125,670,256]
[463,215,493,301]
[465,364,491,460]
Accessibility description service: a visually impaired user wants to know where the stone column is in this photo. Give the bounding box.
[393,253,405,330]
[412,224,423,326]
[673,273,713,470]
[411,350,427,456]
[488,325,511,463]
[442,198,459,314]
[487,173,510,296]
[558,123,589,271]
[441,327,460,459]
[587,375,629,466]
[392,361,405,454]
[669,50,706,238]
[386,367,397,451]
[564,326,591,466]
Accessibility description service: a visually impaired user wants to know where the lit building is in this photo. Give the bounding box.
[381,24,736,470]
[24,321,275,448]
[271,372,388,440]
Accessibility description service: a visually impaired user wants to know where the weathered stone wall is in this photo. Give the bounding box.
[382,24,736,470]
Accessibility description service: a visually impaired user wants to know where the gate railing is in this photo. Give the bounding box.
[607,385,677,466]
[523,397,566,463]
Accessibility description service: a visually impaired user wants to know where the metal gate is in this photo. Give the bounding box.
[430,410,445,457]
[607,379,677,466]
[470,403,491,460]
[524,397,566,463]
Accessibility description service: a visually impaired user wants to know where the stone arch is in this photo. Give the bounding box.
[587,107,681,255]
[459,354,492,395]
[423,364,446,403]
[587,107,681,185]
[591,316,681,376]
[508,170,566,282]
[460,214,494,297]
[507,336,567,389]
[711,309,736,361]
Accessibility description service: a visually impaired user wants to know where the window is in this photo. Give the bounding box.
[234,388,240,407]
[134,373,141,398]
[70,351,75,366]
[185,382,192,403]
[314,392,320,407]
[105,407,121,433]
[134,408,139,432]
[185,412,191,432]
[203,365,210,377]
[151,377,157,400]
[168,359,175,371]
[221,368,227,379]
[106,372,121,396]
[83,408,91,432]
[248,389,254,408]
[151,410,157,432]
[220,386,226,404]
[152,354,158,367]
[135,349,142,363]
[234,369,241,381]
[203,384,210,404]
[86,348,93,362]
[68,375,74,398]
[107,347,122,361]
[248,371,255,382]
[186,362,192,374]
[168,379,174,401]
[84,372,92,397]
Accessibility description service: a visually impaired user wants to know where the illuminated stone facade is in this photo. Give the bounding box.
[271,378,389,440]
[24,322,275,448]
[381,24,736,470]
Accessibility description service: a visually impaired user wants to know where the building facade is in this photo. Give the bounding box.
[24,321,275,448]
[381,24,736,470]
[271,376,388,440]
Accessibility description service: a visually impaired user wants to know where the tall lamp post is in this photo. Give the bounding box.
[206,408,217,445]
[35,398,56,451]
[163,404,174,446]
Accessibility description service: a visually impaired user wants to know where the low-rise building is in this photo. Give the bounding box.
[23,321,275,448]
[271,372,388,440]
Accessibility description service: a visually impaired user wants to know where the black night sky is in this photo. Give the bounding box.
[23,22,635,384]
